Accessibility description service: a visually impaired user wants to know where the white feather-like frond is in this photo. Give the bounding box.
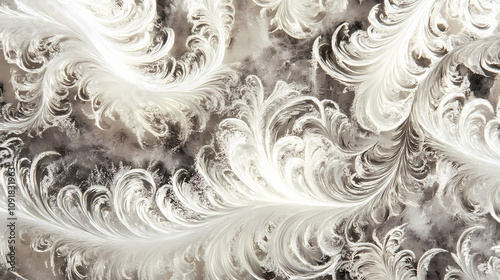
[345,225,446,280]
[0,0,235,141]
[444,227,500,280]
[1,0,500,278]
[314,0,499,132]
[414,35,500,221]
[253,0,346,39]
[351,117,430,222]
[202,75,431,227]
[344,226,500,280]
[0,72,359,279]
[0,75,436,279]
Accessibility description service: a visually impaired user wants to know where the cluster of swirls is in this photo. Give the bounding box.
[0,0,235,142]
[0,0,500,279]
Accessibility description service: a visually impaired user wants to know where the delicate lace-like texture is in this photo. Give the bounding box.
[0,0,500,279]
[0,0,235,141]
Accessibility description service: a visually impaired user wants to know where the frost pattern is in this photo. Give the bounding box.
[444,227,500,280]
[0,0,235,141]
[342,226,500,280]
[414,36,500,222]
[0,0,500,279]
[253,0,346,39]
[0,76,419,279]
[314,0,499,132]
[344,225,446,280]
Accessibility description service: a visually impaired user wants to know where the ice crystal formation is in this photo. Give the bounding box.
[0,0,500,279]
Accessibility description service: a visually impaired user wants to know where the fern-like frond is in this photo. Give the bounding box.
[314,0,498,132]
[0,0,235,142]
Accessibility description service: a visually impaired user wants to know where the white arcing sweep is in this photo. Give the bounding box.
[0,0,235,142]
[414,35,500,223]
[314,0,498,132]
[0,76,436,279]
